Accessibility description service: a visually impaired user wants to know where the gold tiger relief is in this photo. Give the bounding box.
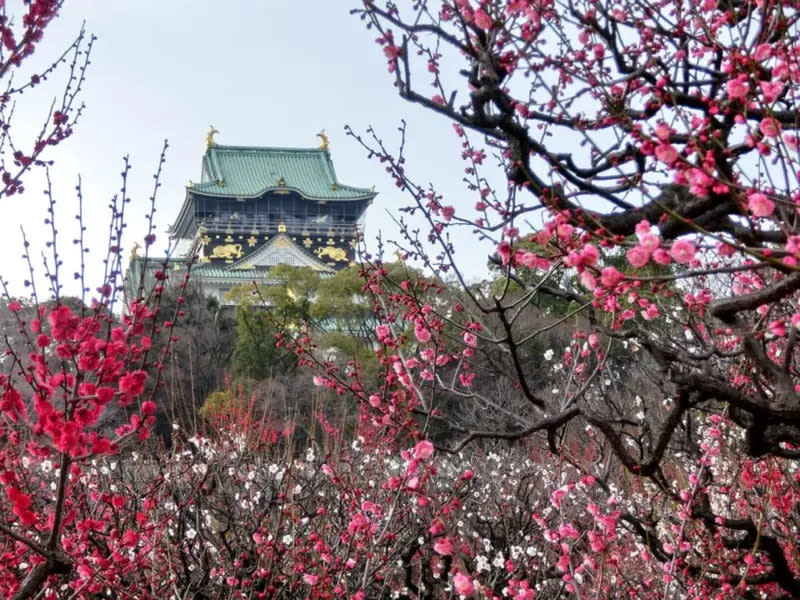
[211,244,244,259]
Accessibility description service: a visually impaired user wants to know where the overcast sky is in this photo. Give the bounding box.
[4,1,493,300]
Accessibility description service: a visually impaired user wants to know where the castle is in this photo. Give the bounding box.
[126,129,376,303]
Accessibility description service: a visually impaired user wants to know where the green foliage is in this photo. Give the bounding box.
[231,305,298,380]
[227,266,323,380]
[311,266,368,322]
[198,389,235,419]
[228,265,380,381]
[226,262,446,391]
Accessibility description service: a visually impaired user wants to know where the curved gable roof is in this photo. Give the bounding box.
[193,145,375,201]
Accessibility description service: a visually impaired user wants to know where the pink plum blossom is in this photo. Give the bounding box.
[655,123,672,141]
[580,271,597,290]
[474,8,492,30]
[414,321,432,343]
[747,192,775,217]
[550,487,567,508]
[754,42,772,61]
[639,233,661,253]
[760,117,780,138]
[726,76,749,100]
[768,320,786,337]
[429,520,444,535]
[453,573,474,596]
[627,246,650,268]
[433,537,453,555]
[413,440,434,460]
[652,248,672,265]
[600,266,623,288]
[635,220,652,237]
[760,80,782,103]
[686,167,714,196]
[655,143,678,164]
[375,324,392,341]
[669,239,696,264]
[642,304,660,320]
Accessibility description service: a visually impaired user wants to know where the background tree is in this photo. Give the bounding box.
[226,265,318,381]
[152,281,236,432]
[228,264,411,383]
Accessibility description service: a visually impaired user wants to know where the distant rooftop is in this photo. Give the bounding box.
[191,144,375,201]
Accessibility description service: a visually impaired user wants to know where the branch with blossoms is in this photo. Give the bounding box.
[345,0,800,595]
[0,136,189,600]
[0,8,94,200]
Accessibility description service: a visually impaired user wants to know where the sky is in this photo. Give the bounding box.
[4,1,493,300]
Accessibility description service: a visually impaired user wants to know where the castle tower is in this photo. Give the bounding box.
[126,130,376,303]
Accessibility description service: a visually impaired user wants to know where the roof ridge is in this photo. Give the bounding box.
[208,144,326,153]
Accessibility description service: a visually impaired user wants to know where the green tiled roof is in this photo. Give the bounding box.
[189,265,335,281]
[193,145,375,201]
[125,259,271,291]
[191,266,274,280]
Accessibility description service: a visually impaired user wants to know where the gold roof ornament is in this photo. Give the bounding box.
[206,125,219,149]
[278,222,287,233]
[317,129,329,151]
[317,246,348,262]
